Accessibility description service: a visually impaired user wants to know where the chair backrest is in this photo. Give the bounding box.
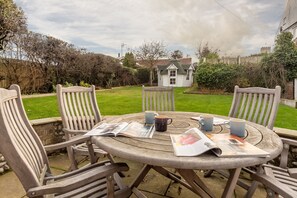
[229,85,281,130]
[142,86,175,111]
[57,84,102,133]
[0,85,50,191]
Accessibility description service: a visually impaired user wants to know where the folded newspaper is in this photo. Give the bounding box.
[85,122,155,138]
[170,128,269,157]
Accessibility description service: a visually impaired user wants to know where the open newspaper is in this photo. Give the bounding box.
[84,122,155,138]
[170,128,269,157]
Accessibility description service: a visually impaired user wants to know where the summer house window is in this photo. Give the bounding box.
[170,70,176,77]
[170,78,176,85]
[186,70,190,80]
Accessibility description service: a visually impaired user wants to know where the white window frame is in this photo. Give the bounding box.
[170,78,176,85]
[169,70,176,77]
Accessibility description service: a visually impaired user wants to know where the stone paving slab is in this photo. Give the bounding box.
[0,153,267,197]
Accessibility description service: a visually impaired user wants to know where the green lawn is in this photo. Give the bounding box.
[22,86,297,130]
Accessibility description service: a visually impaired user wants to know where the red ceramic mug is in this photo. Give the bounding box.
[155,115,173,132]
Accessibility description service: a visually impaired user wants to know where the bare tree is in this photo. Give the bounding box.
[135,41,167,85]
[171,50,183,59]
[0,0,27,50]
[196,42,219,62]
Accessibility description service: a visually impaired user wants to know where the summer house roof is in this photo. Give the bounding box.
[157,59,192,75]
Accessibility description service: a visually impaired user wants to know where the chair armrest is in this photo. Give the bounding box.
[44,136,91,151]
[63,128,89,135]
[251,172,297,197]
[44,160,111,181]
[279,138,297,168]
[27,163,129,197]
[281,137,297,147]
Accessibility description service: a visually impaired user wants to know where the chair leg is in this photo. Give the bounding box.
[107,154,125,177]
[106,175,115,198]
[67,146,78,171]
[86,141,97,164]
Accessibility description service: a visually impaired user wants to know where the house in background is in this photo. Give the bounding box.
[156,58,194,87]
[279,0,297,44]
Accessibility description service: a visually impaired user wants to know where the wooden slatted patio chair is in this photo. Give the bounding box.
[142,85,175,112]
[248,138,297,197]
[0,85,131,198]
[56,84,116,170]
[142,85,180,185]
[228,85,281,130]
[204,85,282,189]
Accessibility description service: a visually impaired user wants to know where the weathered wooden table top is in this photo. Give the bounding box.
[92,112,283,170]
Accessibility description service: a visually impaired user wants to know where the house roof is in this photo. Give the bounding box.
[137,57,192,68]
[157,59,192,75]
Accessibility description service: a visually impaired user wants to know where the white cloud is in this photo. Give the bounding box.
[14,0,285,59]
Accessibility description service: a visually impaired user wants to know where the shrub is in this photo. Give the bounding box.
[195,63,238,92]
[64,81,74,87]
[136,68,150,84]
[241,63,265,87]
[79,81,91,87]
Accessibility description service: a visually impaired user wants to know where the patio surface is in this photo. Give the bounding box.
[0,153,267,198]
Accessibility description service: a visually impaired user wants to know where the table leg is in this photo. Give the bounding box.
[129,164,152,189]
[221,168,241,198]
[245,166,264,198]
[152,166,194,192]
[177,169,216,198]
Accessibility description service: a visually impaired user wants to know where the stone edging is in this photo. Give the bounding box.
[281,99,297,108]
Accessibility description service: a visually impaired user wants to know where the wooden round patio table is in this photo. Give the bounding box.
[92,112,283,198]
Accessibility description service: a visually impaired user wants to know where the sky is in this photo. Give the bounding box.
[14,0,286,61]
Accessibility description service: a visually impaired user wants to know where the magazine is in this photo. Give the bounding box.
[191,116,229,125]
[170,128,269,157]
[170,128,221,157]
[84,122,155,138]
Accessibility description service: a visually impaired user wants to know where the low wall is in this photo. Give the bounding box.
[281,98,297,108]
[0,117,65,173]
[30,117,64,145]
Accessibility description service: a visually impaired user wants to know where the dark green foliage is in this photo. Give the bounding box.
[122,52,136,68]
[195,63,238,92]
[195,62,265,92]
[136,68,150,84]
[261,32,297,89]
[274,32,297,79]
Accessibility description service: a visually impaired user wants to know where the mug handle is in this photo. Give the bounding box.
[199,118,205,126]
[167,118,173,125]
